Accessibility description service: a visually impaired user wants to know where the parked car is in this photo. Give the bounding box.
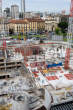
[40,37,49,43]
[26,37,40,44]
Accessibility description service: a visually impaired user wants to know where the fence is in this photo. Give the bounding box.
[52,35,63,41]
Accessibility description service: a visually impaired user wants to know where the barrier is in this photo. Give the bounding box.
[64,74,73,80]
[46,76,58,80]
[47,62,63,69]
[32,71,39,78]
[30,61,45,68]
[30,63,37,68]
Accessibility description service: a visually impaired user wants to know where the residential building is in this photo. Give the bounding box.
[0,17,9,34]
[60,15,69,23]
[11,5,19,19]
[7,18,45,34]
[45,19,58,32]
[26,18,45,33]
[68,17,73,35]
[45,15,60,32]
[25,12,43,18]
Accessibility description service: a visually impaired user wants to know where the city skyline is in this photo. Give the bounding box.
[3,0,70,13]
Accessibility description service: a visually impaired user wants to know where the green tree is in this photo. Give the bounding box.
[58,21,68,34]
[55,27,61,35]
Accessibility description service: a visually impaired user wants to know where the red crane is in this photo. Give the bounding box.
[64,48,70,69]
[3,39,6,50]
[64,0,73,69]
[70,0,73,17]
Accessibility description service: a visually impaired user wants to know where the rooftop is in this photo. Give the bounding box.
[8,18,45,24]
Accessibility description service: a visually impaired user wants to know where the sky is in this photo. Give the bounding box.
[3,0,71,13]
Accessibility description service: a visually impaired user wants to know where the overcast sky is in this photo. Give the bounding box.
[3,0,71,13]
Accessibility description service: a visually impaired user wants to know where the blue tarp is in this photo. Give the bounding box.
[47,62,62,68]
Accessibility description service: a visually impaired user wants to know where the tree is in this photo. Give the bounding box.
[55,27,61,35]
[58,21,68,34]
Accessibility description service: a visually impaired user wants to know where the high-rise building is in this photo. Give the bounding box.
[4,8,10,18]
[68,0,73,35]
[11,5,19,19]
[0,0,2,17]
[68,0,73,42]
[21,0,25,18]
[21,0,25,13]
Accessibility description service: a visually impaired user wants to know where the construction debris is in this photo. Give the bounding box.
[0,39,73,109]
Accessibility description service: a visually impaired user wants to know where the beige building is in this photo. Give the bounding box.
[0,18,9,34]
[44,15,60,32]
[7,18,45,34]
[45,19,58,32]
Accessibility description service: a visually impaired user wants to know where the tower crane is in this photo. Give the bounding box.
[64,48,70,69]
[64,0,73,70]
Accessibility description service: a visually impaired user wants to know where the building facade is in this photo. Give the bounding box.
[0,0,2,17]
[41,14,61,32]
[0,18,9,34]
[45,16,59,32]
[11,5,19,19]
[60,15,69,23]
[68,17,73,36]
[67,0,73,41]
[25,12,43,18]
[7,18,45,34]
[21,0,25,13]
[21,0,25,18]
[4,8,10,18]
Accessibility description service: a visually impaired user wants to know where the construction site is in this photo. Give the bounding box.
[0,38,73,110]
[0,0,73,109]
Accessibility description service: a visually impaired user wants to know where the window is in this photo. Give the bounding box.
[17,26,18,32]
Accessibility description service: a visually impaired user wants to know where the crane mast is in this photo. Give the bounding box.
[64,0,73,70]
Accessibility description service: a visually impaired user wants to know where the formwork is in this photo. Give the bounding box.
[1,40,73,108]
[21,43,73,106]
